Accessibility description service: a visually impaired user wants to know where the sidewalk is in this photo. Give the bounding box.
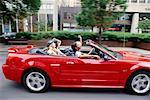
[110,47,150,55]
[0,43,28,52]
[0,43,150,54]
[0,45,10,52]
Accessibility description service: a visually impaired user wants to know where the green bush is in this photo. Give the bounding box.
[16,32,32,39]
[16,31,97,40]
[103,31,150,42]
[16,31,150,43]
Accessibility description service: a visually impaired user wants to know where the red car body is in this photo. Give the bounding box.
[2,42,150,90]
[114,50,150,62]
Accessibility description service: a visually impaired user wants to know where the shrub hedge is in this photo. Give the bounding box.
[16,31,150,43]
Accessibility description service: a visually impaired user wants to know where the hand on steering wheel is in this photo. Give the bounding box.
[88,48,95,55]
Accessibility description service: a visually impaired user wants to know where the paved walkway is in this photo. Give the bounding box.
[0,44,23,52]
[0,43,150,55]
[110,47,150,55]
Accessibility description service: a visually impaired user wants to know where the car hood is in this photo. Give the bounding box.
[117,50,150,62]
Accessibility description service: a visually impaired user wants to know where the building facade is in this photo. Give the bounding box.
[59,7,81,31]
[26,0,59,32]
[1,0,150,33]
[0,0,59,33]
[59,0,150,33]
[59,0,81,31]
[126,0,150,33]
[26,0,81,32]
[60,0,81,7]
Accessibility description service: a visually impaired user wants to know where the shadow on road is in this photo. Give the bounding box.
[0,81,149,100]
[50,88,124,94]
[4,81,127,95]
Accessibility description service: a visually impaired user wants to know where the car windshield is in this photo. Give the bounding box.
[99,44,116,55]
[98,44,123,59]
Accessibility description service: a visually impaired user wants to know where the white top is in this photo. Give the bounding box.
[75,51,82,57]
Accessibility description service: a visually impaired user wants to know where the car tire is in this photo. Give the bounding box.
[22,69,50,93]
[126,71,150,95]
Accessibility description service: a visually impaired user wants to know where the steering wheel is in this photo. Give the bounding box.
[88,48,97,55]
[98,50,105,59]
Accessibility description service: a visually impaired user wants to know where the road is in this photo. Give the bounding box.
[0,52,149,100]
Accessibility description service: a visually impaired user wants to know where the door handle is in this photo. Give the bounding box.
[66,62,75,64]
[50,64,60,67]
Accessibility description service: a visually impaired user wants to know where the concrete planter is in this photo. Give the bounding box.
[136,42,150,50]
[101,41,150,50]
[100,41,134,47]
[28,39,49,46]
[3,39,28,45]
[28,39,75,46]
[61,40,74,45]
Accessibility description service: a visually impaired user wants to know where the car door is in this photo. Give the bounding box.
[58,57,84,86]
[78,59,122,87]
[59,56,122,87]
[41,56,82,86]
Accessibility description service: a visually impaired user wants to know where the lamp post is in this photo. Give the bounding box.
[123,17,126,47]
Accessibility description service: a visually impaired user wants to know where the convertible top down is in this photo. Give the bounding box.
[2,40,150,95]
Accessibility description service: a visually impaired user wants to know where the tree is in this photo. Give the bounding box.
[76,0,127,43]
[23,0,41,14]
[76,9,96,31]
[0,0,41,22]
[138,19,150,33]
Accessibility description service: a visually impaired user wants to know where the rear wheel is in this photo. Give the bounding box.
[22,69,50,93]
[126,71,150,95]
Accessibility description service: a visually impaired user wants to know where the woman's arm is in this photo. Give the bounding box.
[53,48,66,56]
[53,38,62,49]
[79,54,100,60]
[78,35,82,44]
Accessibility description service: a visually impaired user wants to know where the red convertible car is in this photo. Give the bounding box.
[2,40,150,95]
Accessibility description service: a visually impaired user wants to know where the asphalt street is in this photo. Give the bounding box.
[0,52,149,100]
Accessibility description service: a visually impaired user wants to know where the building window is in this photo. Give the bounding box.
[39,14,46,31]
[139,0,145,3]
[40,3,53,10]
[47,14,53,31]
[63,12,74,20]
[125,0,129,2]
[32,15,38,32]
[64,12,68,19]
[131,0,137,3]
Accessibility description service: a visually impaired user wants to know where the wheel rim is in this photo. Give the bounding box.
[131,74,150,94]
[26,72,46,91]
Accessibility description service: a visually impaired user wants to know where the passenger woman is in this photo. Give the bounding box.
[47,38,66,56]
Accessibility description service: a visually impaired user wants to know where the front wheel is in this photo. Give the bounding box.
[22,69,50,93]
[126,71,150,95]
